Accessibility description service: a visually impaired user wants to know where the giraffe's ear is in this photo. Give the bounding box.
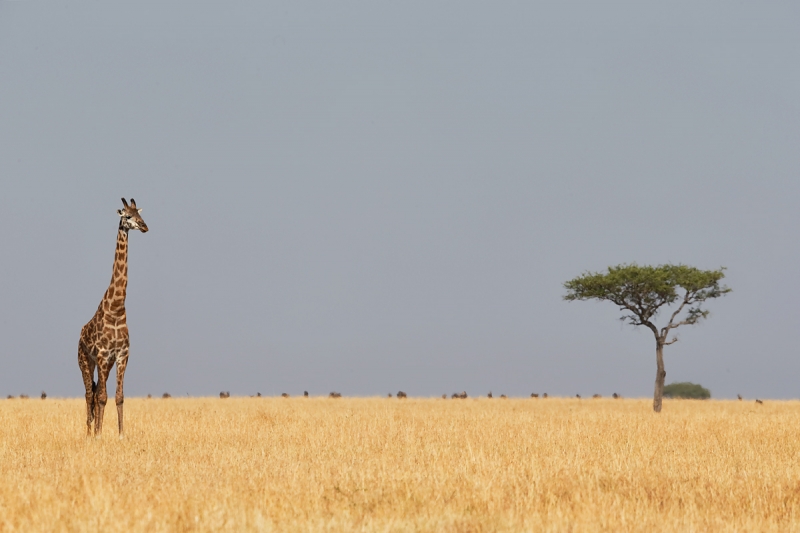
[117,209,124,216]
[121,198,129,208]
[137,208,143,213]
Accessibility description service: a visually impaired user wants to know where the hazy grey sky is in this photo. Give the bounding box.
[1,2,799,399]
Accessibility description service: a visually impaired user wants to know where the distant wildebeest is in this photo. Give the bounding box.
[388,393,393,397]
[281,393,289,398]
[452,391,467,399]
[755,399,763,404]
[500,394,507,399]
[20,394,29,399]
[576,394,581,399]
[257,392,262,397]
[397,391,407,398]
[162,393,171,398]
[592,394,601,399]
[487,391,493,398]
[329,392,341,398]
[442,394,447,399]
[737,394,742,400]
[303,391,309,397]
[531,393,539,398]
[6,395,13,399]
[41,391,47,400]
[543,393,548,398]
[612,392,620,399]
[219,391,230,399]
[147,394,152,399]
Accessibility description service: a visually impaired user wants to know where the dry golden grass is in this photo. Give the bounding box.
[1,396,799,532]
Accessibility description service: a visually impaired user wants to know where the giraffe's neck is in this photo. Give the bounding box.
[101,226,129,317]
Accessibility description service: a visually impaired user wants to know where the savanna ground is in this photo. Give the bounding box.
[1,396,799,532]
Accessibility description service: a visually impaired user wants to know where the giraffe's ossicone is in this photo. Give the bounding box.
[78,198,148,438]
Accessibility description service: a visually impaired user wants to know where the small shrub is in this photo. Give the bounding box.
[663,382,710,399]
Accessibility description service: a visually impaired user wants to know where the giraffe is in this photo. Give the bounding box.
[78,198,148,438]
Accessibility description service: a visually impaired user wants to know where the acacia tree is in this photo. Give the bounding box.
[563,264,730,413]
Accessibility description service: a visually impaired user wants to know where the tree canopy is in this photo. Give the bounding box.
[563,264,730,344]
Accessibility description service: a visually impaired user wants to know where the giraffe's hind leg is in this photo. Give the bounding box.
[94,350,111,438]
[115,347,129,439]
[78,342,96,437]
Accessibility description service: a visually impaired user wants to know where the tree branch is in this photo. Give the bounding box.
[643,320,659,340]
[666,319,694,330]
[663,290,693,335]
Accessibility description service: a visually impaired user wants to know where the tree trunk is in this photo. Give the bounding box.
[653,342,666,412]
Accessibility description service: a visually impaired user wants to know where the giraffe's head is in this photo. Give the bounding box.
[117,198,149,233]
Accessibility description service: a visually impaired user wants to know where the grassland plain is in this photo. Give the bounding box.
[1,397,799,532]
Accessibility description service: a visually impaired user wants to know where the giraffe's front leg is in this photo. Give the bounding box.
[78,343,96,437]
[94,352,111,439]
[115,348,129,439]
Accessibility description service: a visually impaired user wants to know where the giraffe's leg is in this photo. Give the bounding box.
[115,348,129,439]
[95,352,111,438]
[78,342,97,437]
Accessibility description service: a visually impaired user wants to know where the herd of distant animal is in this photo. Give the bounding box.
[7,390,766,405]
[0,200,768,440]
